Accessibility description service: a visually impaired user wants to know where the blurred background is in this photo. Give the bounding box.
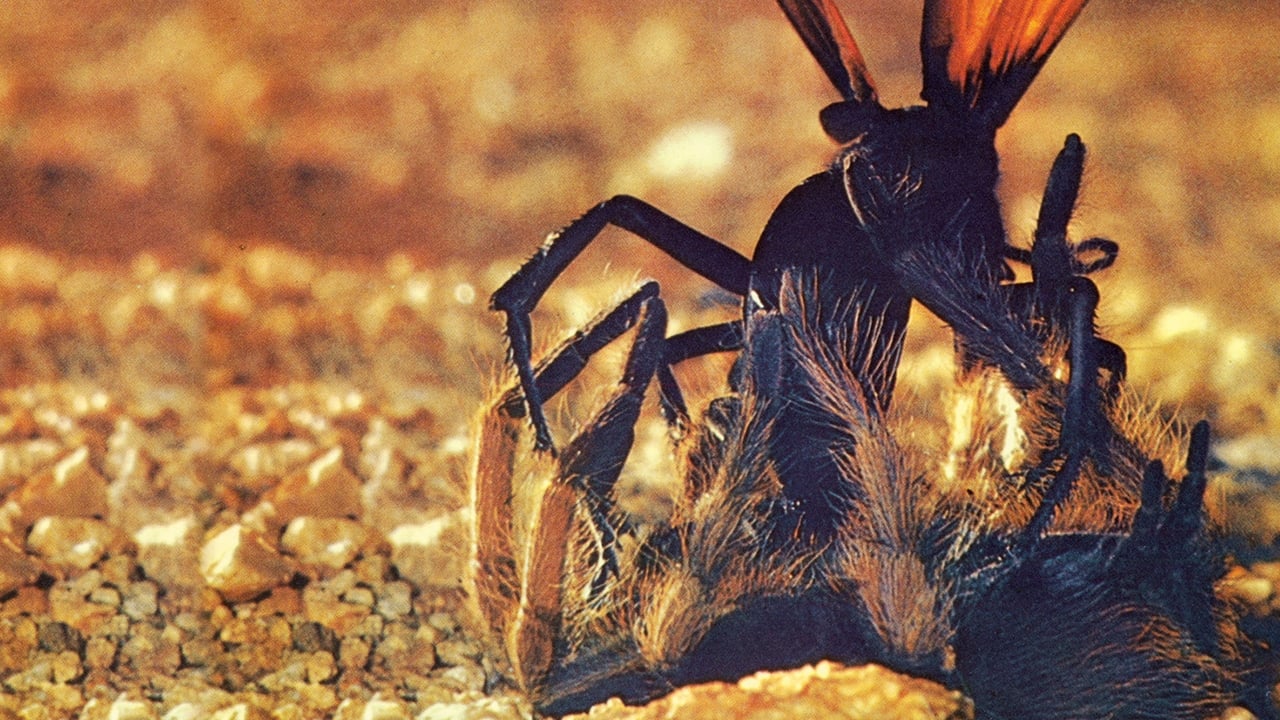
[3,0,1279,417]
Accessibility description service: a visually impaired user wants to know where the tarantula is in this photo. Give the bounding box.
[468,132,1271,719]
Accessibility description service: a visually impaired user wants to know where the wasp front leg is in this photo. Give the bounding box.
[491,196,751,451]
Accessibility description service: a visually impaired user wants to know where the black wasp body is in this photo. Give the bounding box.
[491,0,1091,546]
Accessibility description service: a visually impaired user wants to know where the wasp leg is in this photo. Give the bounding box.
[509,298,668,691]
[654,321,744,428]
[1019,277,1107,550]
[492,196,752,452]
[497,282,661,421]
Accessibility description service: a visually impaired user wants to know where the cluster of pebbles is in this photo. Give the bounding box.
[0,243,541,719]
[1,229,1280,720]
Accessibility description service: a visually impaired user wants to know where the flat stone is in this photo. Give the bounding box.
[559,662,972,720]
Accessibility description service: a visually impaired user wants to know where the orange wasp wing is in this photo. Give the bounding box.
[921,0,1090,129]
[779,0,879,104]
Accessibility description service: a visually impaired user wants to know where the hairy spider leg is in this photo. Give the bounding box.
[518,298,668,691]
[471,286,668,686]
[491,196,752,452]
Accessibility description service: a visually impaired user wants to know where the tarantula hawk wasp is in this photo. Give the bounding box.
[490,0,1118,547]
[471,0,1273,717]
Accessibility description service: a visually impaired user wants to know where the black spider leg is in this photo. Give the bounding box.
[655,321,744,428]
[554,296,670,600]
[1105,421,1219,652]
[1015,277,1109,555]
[492,196,753,452]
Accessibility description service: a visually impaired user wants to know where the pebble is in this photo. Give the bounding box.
[7,447,109,529]
[0,534,43,596]
[415,696,531,720]
[105,695,159,720]
[386,510,470,591]
[26,516,128,570]
[200,524,298,602]
[86,637,117,670]
[558,662,972,720]
[360,697,410,720]
[305,652,337,684]
[51,650,82,684]
[133,516,202,592]
[374,582,412,621]
[434,639,480,668]
[338,637,371,671]
[122,582,160,620]
[280,517,366,570]
[37,622,83,653]
[245,448,362,531]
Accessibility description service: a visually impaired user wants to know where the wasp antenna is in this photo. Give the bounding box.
[779,0,878,104]
[921,0,1091,129]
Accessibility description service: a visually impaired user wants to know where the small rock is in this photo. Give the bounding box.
[435,664,485,693]
[243,448,362,531]
[26,516,129,570]
[305,651,336,684]
[134,516,202,591]
[38,622,84,653]
[292,622,338,654]
[302,586,369,635]
[106,695,158,720]
[338,637,370,671]
[200,524,297,602]
[342,587,375,608]
[374,584,412,623]
[122,581,160,620]
[48,579,116,635]
[0,534,42,596]
[425,613,457,635]
[280,517,366,570]
[414,696,531,720]
[256,587,303,616]
[90,586,122,608]
[386,510,470,590]
[86,636,117,670]
[208,704,272,720]
[51,649,82,684]
[7,447,109,530]
[434,639,480,667]
[559,662,972,720]
[360,697,410,720]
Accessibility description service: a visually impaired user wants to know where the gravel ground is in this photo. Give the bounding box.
[2,1,1280,718]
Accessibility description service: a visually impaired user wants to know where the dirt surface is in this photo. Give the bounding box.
[2,1,1280,718]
